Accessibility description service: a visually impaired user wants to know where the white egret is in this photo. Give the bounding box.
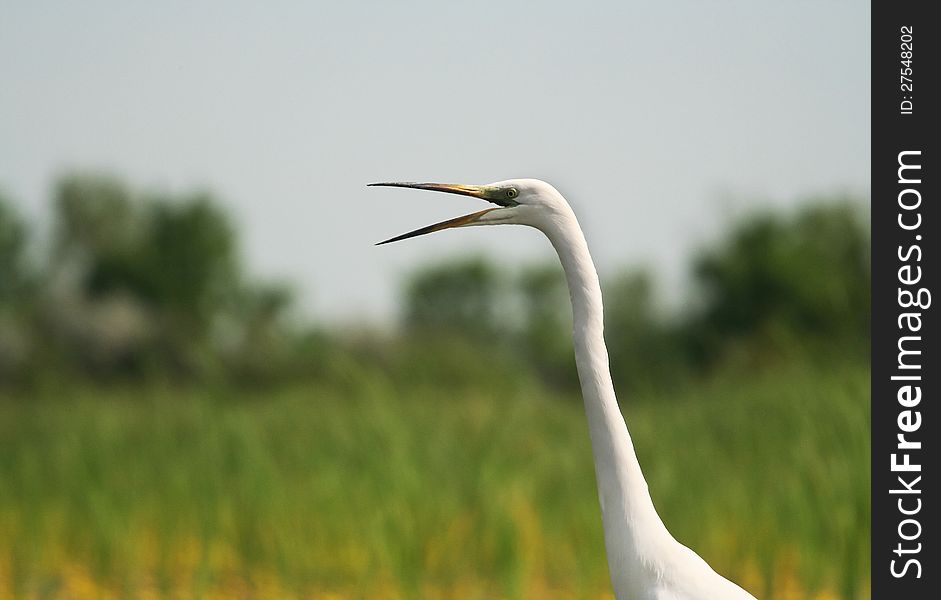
[371,179,756,600]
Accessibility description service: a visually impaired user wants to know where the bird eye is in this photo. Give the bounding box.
[506,188,519,199]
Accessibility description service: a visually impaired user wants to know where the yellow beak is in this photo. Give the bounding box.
[369,182,502,245]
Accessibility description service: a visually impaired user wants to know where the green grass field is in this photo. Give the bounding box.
[0,362,869,599]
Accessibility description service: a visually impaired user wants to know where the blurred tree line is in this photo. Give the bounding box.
[0,174,296,385]
[0,173,869,392]
[400,197,870,394]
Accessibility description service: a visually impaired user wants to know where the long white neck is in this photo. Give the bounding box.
[542,212,676,591]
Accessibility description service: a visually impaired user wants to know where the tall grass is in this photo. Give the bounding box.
[0,362,869,599]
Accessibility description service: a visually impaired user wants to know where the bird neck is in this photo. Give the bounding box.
[544,214,672,558]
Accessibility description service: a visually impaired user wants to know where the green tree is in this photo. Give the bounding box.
[518,263,577,389]
[53,174,238,328]
[604,269,686,392]
[220,281,296,383]
[53,174,139,263]
[402,256,505,341]
[131,194,237,333]
[687,200,870,365]
[0,193,31,306]
[49,173,244,376]
[0,194,35,378]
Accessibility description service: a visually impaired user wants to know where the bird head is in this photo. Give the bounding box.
[369,179,571,245]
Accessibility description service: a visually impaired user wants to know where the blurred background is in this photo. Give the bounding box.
[1,2,869,599]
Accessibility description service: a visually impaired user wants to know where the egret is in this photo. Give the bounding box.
[370,179,756,600]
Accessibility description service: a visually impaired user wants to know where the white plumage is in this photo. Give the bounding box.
[373,179,756,600]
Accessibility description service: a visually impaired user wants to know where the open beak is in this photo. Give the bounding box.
[368,182,512,245]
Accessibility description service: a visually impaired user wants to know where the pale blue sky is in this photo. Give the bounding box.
[1,1,870,321]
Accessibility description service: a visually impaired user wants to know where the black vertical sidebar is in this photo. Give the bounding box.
[872,2,937,598]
